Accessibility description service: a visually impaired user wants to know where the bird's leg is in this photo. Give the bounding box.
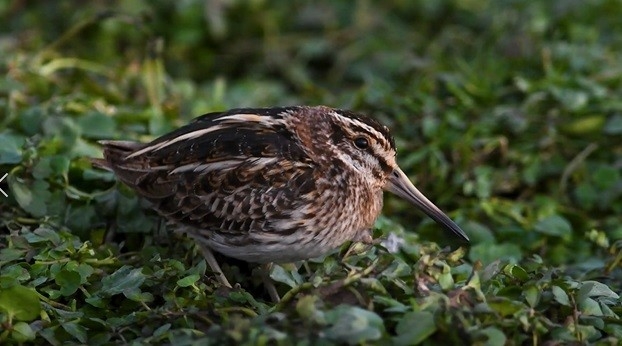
[260,262,281,302]
[302,261,312,276]
[198,243,232,288]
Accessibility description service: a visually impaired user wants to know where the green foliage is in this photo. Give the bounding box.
[1,0,621,344]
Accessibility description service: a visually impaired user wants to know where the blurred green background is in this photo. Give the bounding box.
[1,0,621,344]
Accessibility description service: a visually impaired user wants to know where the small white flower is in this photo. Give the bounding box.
[381,232,405,254]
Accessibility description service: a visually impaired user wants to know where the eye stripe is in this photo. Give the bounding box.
[348,125,379,139]
[329,111,395,151]
[331,112,384,139]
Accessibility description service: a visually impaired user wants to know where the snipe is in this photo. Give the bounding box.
[92,106,469,301]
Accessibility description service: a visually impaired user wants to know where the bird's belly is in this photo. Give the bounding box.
[200,221,370,264]
[203,234,344,263]
[212,242,320,263]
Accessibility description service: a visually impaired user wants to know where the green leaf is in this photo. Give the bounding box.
[33,155,70,180]
[176,274,200,287]
[76,111,117,139]
[18,107,44,136]
[394,311,437,345]
[24,227,62,245]
[85,296,105,308]
[324,305,385,344]
[552,286,570,306]
[578,281,620,300]
[55,269,82,296]
[503,263,529,281]
[0,265,31,287]
[65,205,97,232]
[534,215,572,238]
[523,285,540,308]
[477,327,507,346]
[579,298,603,316]
[296,295,324,323]
[0,285,41,321]
[75,263,94,282]
[153,323,171,338]
[32,158,52,179]
[124,288,154,303]
[592,165,620,190]
[562,115,604,134]
[469,243,522,265]
[473,166,494,199]
[604,324,622,338]
[574,183,598,209]
[62,321,88,343]
[270,264,303,288]
[487,298,524,317]
[462,221,495,243]
[438,271,454,290]
[9,178,52,218]
[0,132,25,164]
[12,321,36,342]
[481,260,503,283]
[0,248,27,262]
[100,266,146,296]
[42,116,81,152]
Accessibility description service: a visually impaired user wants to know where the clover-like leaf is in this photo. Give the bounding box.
[176,274,200,287]
[0,132,25,164]
[11,321,36,342]
[100,266,146,297]
[0,285,41,321]
[552,286,570,306]
[534,215,572,238]
[394,311,437,345]
[324,305,385,344]
[55,269,82,296]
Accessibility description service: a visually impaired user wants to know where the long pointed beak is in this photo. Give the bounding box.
[386,167,469,242]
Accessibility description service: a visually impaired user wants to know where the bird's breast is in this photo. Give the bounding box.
[300,174,383,246]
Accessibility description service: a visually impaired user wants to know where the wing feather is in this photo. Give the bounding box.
[98,107,317,239]
[129,107,307,164]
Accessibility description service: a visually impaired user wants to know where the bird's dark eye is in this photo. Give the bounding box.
[353,137,369,149]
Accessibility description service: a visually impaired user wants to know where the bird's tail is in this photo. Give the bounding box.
[90,140,157,189]
[90,140,144,170]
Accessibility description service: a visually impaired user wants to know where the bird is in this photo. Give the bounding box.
[92,105,469,301]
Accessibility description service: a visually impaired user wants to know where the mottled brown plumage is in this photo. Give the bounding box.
[93,106,468,298]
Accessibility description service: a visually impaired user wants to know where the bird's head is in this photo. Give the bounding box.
[289,106,470,242]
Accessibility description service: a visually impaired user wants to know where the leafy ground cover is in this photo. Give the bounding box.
[1,0,621,344]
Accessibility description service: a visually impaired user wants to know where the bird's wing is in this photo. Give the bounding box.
[98,107,317,236]
[127,107,309,164]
